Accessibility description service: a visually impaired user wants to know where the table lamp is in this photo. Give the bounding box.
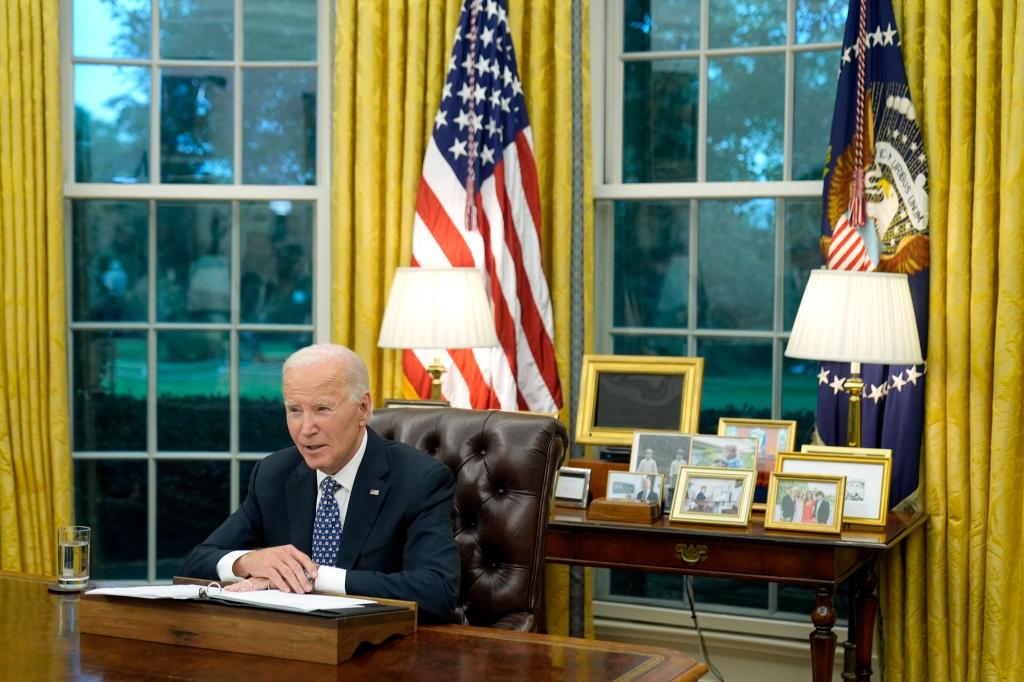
[784,269,923,447]
[377,267,500,401]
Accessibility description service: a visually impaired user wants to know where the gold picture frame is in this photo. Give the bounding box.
[669,467,755,527]
[764,472,846,534]
[776,451,891,527]
[800,444,892,458]
[575,354,704,446]
[606,471,666,506]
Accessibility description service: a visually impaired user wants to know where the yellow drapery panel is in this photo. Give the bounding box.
[881,0,1024,677]
[0,0,73,575]
[332,1,593,635]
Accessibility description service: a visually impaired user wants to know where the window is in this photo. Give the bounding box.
[65,0,330,581]
[593,0,847,620]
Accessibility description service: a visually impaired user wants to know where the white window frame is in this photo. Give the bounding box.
[61,0,333,583]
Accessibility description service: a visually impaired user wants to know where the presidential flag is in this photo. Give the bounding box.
[404,0,563,412]
[818,0,929,504]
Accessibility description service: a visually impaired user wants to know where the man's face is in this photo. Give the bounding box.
[644,450,653,459]
[642,478,651,491]
[283,361,371,475]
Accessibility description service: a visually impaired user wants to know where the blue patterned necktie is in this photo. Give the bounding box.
[312,477,342,566]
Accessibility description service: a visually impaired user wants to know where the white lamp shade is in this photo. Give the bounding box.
[785,269,924,365]
[377,267,500,350]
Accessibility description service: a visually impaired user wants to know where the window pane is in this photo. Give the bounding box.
[159,0,233,60]
[72,200,149,322]
[777,582,849,621]
[697,199,775,330]
[244,0,317,61]
[696,338,772,432]
[157,332,229,451]
[796,0,848,44]
[160,68,234,184]
[73,331,147,452]
[609,570,684,603]
[792,51,838,181]
[157,202,232,323]
[782,355,818,443]
[708,0,786,48]
[693,576,769,611]
[612,334,687,357]
[157,460,228,579]
[783,198,823,329]
[622,60,698,183]
[240,201,314,324]
[242,68,317,185]
[74,64,150,183]
[612,201,689,328]
[706,55,785,181]
[74,459,147,580]
[73,0,150,59]
[623,0,700,53]
[239,332,312,453]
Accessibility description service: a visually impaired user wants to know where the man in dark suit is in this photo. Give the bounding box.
[181,344,460,623]
[814,491,831,524]
[635,476,659,503]
[781,490,796,521]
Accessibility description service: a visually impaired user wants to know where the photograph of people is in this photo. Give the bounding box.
[780,486,796,521]
[681,478,741,515]
[813,491,831,524]
[636,448,659,474]
[689,435,757,470]
[772,482,838,527]
[635,476,660,503]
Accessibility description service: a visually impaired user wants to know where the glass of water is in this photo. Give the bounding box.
[56,526,90,589]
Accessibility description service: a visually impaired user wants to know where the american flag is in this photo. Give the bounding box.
[403,0,563,412]
[818,0,929,504]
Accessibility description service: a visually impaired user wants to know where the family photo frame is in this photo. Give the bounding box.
[688,434,758,470]
[717,417,797,491]
[669,467,755,526]
[776,451,892,526]
[574,355,704,447]
[629,431,692,512]
[606,471,666,506]
[765,472,846,534]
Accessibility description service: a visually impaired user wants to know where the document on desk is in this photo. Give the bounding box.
[87,585,376,613]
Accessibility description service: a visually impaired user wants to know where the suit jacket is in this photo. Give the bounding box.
[636,490,658,503]
[181,428,460,623]
[815,500,831,524]
[781,494,796,520]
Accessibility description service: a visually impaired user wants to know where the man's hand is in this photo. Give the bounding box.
[232,545,318,593]
[224,576,272,592]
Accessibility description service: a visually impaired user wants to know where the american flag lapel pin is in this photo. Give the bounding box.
[370,489,380,496]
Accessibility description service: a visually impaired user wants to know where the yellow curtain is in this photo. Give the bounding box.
[0,0,73,575]
[332,0,593,634]
[881,0,1024,677]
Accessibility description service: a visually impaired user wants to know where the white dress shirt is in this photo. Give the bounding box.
[216,430,369,594]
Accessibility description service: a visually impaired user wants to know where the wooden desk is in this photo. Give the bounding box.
[0,571,706,681]
[547,509,926,681]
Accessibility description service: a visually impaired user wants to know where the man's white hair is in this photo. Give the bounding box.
[282,344,370,403]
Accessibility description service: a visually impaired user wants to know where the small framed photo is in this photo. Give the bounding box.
[765,472,846,534]
[777,451,891,526]
[717,418,797,491]
[669,467,755,526]
[606,471,665,506]
[688,435,758,470]
[800,444,892,458]
[553,466,591,508]
[629,432,693,512]
[574,354,704,446]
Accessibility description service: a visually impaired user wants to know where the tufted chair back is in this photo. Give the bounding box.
[369,406,567,632]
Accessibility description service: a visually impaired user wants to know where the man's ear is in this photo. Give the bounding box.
[358,392,372,425]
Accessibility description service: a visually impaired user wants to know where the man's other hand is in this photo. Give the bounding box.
[232,545,318,593]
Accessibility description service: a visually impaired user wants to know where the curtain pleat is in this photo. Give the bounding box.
[0,0,73,575]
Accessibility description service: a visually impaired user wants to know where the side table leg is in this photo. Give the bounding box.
[569,565,585,638]
[854,564,879,681]
[810,586,837,682]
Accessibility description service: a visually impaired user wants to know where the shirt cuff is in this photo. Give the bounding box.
[216,550,251,582]
[314,566,347,594]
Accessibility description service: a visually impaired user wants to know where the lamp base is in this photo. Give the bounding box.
[844,363,865,448]
[425,358,445,402]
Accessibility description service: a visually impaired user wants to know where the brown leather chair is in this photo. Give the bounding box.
[369,406,567,632]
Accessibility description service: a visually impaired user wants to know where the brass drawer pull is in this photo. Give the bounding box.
[676,543,708,564]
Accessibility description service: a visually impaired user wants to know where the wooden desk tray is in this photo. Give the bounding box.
[79,592,417,665]
[588,497,660,523]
